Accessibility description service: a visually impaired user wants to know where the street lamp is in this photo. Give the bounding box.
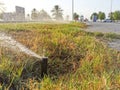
[72,0,74,20]
[110,0,113,20]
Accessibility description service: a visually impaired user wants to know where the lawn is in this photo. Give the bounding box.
[0,22,120,90]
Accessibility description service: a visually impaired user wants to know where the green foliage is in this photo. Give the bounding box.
[104,33,120,39]
[95,32,104,37]
[108,12,114,20]
[73,12,79,21]
[108,11,120,21]
[90,12,98,20]
[98,11,106,20]
[86,31,120,40]
[113,11,120,21]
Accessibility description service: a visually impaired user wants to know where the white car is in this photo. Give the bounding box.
[103,19,112,22]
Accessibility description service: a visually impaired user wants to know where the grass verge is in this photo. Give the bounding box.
[0,22,119,90]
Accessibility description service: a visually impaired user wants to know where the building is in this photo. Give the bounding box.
[2,13,15,21]
[15,6,25,21]
[2,6,25,21]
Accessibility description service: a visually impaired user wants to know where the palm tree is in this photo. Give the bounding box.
[31,8,38,20]
[0,2,5,12]
[0,2,5,19]
[51,5,63,20]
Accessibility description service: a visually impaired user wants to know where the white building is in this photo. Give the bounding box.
[15,6,25,21]
[2,6,25,21]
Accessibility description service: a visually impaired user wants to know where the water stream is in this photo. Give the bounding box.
[0,32,42,59]
[0,32,119,60]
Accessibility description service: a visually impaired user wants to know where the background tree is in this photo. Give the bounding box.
[90,12,98,20]
[51,5,63,20]
[108,12,114,20]
[113,11,120,21]
[0,2,5,12]
[0,2,5,19]
[98,11,106,21]
[38,9,51,21]
[73,13,79,21]
[31,8,38,20]
[26,14,30,21]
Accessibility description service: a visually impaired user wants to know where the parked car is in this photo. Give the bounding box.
[103,19,112,22]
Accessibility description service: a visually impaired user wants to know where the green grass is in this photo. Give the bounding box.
[0,22,120,89]
[92,32,120,39]
[104,33,120,39]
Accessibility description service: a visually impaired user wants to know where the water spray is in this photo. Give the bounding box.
[0,32,48,78]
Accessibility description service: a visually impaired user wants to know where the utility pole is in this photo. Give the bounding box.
[72,0,74,20]
[110,0,113,20]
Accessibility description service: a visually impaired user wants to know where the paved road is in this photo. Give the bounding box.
[85,22,120,51]
[85,22,120,34]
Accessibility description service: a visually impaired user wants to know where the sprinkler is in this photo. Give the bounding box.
[41,57,48,78]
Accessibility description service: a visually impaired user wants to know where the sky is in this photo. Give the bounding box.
[1,0,120,20]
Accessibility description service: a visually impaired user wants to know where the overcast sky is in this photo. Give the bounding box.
[1,0,120,20]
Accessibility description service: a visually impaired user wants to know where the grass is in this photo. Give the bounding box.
[0,22,120,89]
[85,31,120,40]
